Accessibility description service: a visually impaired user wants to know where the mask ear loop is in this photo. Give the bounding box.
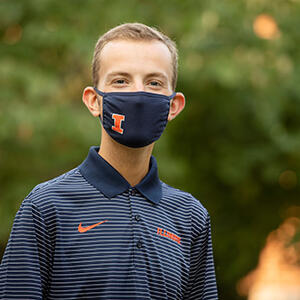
[93,87,105,124]
[168,92,177,100]
[167,92,177,120]
[93,87,105,97]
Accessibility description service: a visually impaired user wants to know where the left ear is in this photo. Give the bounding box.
[168,92,185,121]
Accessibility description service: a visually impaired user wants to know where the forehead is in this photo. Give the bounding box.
[98,39,173,81]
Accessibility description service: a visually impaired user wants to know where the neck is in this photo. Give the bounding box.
[98,131,154,187]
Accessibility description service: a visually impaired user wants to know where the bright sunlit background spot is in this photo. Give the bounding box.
[253,14,280,40]
[237,217,300,299]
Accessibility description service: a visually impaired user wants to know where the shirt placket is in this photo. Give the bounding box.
[128,187,143,269]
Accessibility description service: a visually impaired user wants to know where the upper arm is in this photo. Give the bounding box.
[183,203,218,300]
[0,198,53,299]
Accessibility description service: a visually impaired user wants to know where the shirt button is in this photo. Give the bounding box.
[131,189,136,196]
[135,214,141,222]
[136,240,142,249]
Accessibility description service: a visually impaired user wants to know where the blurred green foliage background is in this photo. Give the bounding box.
[1,0,300,299]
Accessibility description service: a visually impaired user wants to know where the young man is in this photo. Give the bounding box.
[0,23,218,299]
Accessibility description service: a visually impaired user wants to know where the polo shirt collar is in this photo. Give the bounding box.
[78,146,162,205]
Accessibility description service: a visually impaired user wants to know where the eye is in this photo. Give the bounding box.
[149,80,161,87]
[113,79,126,84]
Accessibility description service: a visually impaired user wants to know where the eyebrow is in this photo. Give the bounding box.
[145,72,169,82]
[106,72,131,78]
[105,72,131,82]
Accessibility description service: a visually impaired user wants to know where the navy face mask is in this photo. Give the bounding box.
[94,87,176,148]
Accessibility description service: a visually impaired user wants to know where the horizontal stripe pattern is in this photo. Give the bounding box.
[0,165,218,299]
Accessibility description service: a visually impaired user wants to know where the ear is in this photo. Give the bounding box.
[168,92,185,121]
[82,86,102,117]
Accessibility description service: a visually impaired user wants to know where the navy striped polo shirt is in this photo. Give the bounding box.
[0,146,218,299]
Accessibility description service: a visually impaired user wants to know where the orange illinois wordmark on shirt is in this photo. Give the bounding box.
[157,227,181,244]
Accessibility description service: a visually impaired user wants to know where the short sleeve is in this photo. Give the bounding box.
[183,208,218,300]
[0,198,53,299]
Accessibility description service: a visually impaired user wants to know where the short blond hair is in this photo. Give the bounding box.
[92,23,178,90]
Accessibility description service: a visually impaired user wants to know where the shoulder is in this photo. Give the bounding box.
[8,167,85,240]
[22,167,82,209]
[161,181,207,211]
[161,181,208,228]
